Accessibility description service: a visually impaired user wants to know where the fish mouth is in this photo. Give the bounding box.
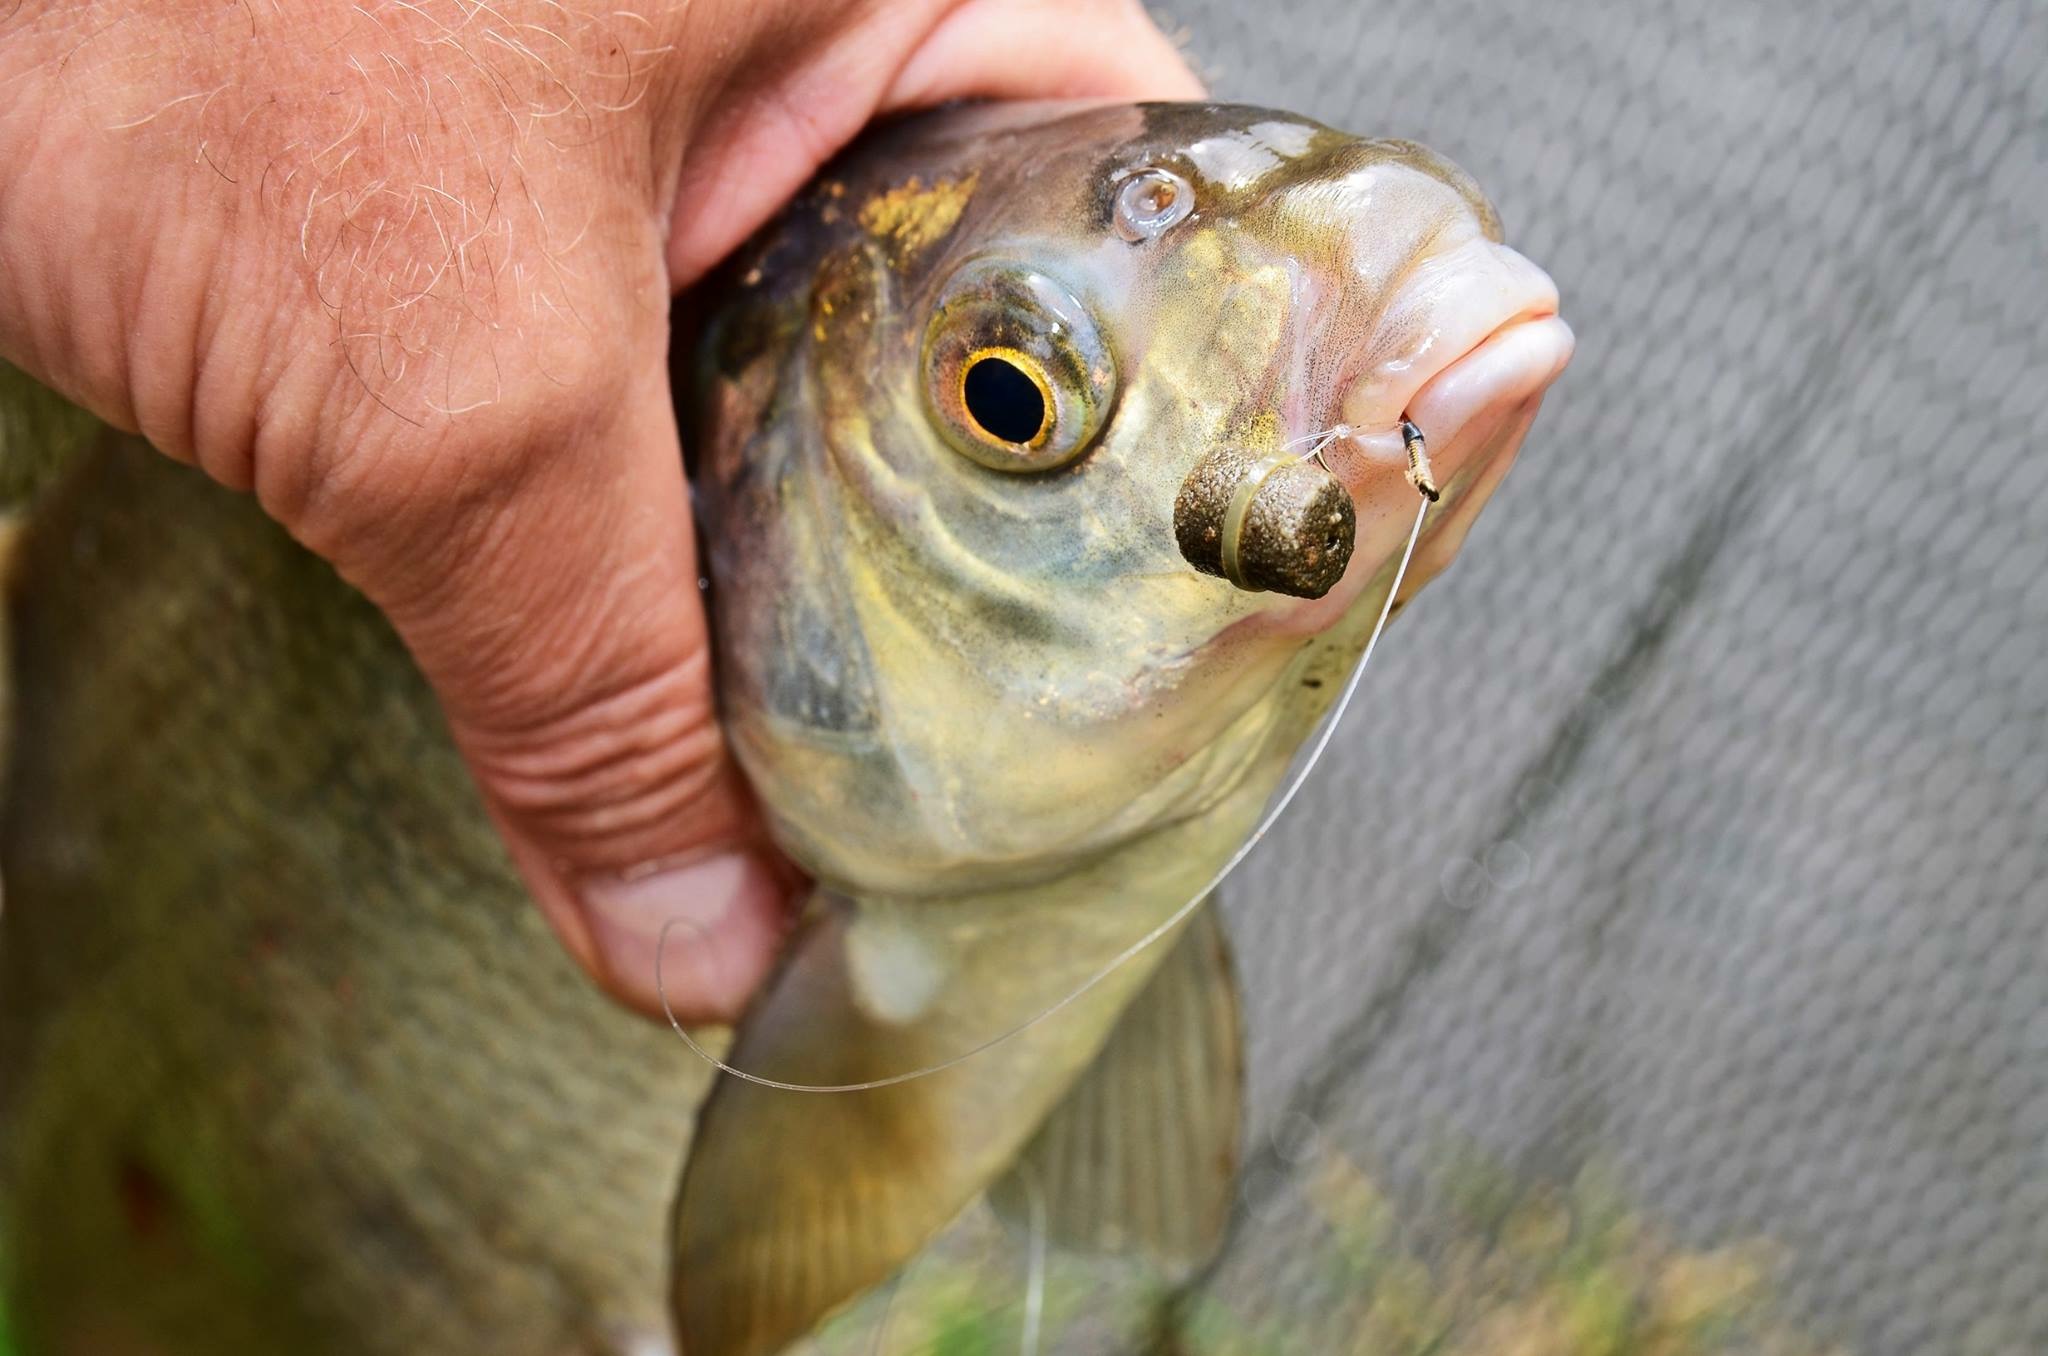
[1391,307,1575,595]
[1297,235,1574,624]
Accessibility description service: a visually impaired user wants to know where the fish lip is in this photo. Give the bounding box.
[1237,292,1573,639]
[1392,308,1575,502]
[1322,227,1572,537]
[1390,309,1574,573]
[1333,235,1566,458]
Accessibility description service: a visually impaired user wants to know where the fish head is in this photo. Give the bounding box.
[698,102,1572,895]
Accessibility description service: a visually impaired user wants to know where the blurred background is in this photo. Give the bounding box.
[1158,0,2047,1352]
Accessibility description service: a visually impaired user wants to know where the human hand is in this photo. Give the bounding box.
[0,0,1201,1021]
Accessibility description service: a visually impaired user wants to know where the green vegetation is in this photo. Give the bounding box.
[797,1146,1843,1356]
[1181,1151,1841,1356]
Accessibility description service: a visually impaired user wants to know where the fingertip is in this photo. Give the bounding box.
[579,847,803,1024]
[885,0,1207,108]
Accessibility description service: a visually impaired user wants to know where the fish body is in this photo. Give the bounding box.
[0,433,708,1356]
[677,102,1570,1354]
[0,102,1569,1356]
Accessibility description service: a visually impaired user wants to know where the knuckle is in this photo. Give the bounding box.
[263,327,633,569]
[459,650,737,863]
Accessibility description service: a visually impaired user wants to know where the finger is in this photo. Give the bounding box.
[664,0,1204,286]
[319,322,796,1025]
[885,0,1207,106]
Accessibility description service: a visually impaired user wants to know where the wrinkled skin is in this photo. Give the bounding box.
[672,101,1571,1356]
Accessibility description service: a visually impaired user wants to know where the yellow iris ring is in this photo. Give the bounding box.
[957,345,1055,451]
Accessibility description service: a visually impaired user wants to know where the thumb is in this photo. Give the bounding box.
[317,327,795,1025]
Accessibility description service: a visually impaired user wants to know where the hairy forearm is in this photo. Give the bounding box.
[1,2,698,462]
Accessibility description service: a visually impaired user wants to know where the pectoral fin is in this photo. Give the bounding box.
[669,884,1186,1356]
[986,901,1242,1276]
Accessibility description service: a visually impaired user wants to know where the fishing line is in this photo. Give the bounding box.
[1018,1163,1047,1356]
[857,1164,1048,1356]
[1279,421,1352,473]
[863,1274,905,1356]
[659,436,1436,1093]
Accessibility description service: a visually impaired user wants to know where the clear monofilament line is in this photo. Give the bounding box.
[1018,1164,1047,1356]
[658,486,1435,1093]
[1282,421,1353,470]
[864,1274,905,1356]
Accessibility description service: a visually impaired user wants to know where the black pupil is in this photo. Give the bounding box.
[962,356,1046,444]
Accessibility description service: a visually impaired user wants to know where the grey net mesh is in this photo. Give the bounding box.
[1160,0,2048,1353]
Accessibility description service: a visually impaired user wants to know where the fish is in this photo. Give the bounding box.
[0,373,711,1356]
[674,100,1570,1356]
[0,100,1569,1356]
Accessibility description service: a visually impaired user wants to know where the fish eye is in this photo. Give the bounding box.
[921,259,1116,473]
[959,348,1051,446]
